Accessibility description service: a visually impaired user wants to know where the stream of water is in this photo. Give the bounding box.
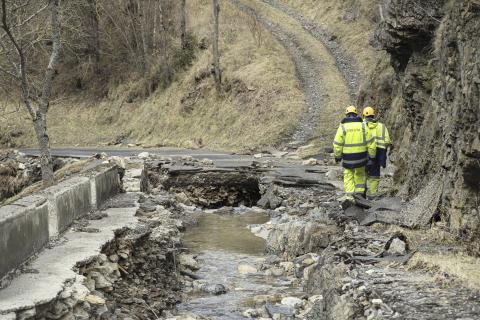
[177,209,302,319]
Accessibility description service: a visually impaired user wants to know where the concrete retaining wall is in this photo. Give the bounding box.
[94,166,121,207]
[0,195,49,280]
[44,177,92,236]
[0,166,121,281]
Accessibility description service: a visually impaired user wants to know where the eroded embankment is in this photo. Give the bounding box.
[142,156,480,319]
[141,156,337,319]
[76,195,183,319]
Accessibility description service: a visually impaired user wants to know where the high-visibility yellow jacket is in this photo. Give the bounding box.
[366,121,391,150]
[366,121,391,168]
[333,116,376,169]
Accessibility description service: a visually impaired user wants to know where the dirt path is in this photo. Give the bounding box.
[230,0,351,149]
[261,0,361,101]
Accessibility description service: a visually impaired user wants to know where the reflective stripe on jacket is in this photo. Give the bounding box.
[333,116,376,169]
[366,121,391,150]
[366,121,391,168]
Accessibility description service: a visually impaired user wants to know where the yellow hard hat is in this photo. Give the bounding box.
[362,106,375,117]
[345,106,358,115]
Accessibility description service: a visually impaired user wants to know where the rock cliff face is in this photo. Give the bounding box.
[359,0,480,233]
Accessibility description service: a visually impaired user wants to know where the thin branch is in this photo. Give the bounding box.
[412,1,442,23]
[0,64,19,79]
[0,2,49,42]
[1,0,34,118]
[0,103,21,119]
[14,2,49,29]
[12,0,32,13]
[0,39,19,70]
[97,2,136,58]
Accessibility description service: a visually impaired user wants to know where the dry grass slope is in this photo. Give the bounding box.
[123,0,304,150]
[0,0,304,152]
[240,0,351,152]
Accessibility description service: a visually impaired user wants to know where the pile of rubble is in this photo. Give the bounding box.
[249,172,480,320]
[0,150,41,202]
[0,150,70,202]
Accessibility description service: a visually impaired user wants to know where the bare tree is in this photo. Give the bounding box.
[86,0,100,73]
[138,0,149,68]
[180,0,187,49]
[212,0,221,91]
[0,0,61,187]
[158,1,167,60]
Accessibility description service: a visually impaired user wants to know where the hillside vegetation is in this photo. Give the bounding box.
[0,0,303,151]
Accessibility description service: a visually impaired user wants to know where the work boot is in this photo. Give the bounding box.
[366,194,382,201]
[353,193,373,209]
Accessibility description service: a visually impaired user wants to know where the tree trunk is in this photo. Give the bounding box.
[153,0,157,50]
[127,0,146,71]
[180,0,187,49]
[33,115,54,187]
[212,0,221,92]
[35,0,61,187]
[1,0,60,188]
[158,0,171,81]
[138,0,148,70]
[87,0,100,73]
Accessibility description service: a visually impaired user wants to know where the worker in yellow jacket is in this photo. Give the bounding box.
[333,106,377,199]
[362,106,391,198]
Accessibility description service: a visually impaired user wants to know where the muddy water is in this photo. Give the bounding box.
[184,211,270,255]
[178,210,300,319]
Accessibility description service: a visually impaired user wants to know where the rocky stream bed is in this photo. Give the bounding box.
[137,155,479,320]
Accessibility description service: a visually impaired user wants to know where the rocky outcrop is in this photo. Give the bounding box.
[374,0,447,73]
[359,0,480,234]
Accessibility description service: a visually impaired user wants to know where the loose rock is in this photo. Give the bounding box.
[243,308,260,318]
[238,264,257,275]
[201,159,214,165]
[179,254,200,270]
[386,238,407,256]
[84,295,106,305]
[281,297,304,309]
[204,284,228,295]
[301,158,317,166]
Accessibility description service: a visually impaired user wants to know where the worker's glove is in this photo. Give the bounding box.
[335,157,341,164]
